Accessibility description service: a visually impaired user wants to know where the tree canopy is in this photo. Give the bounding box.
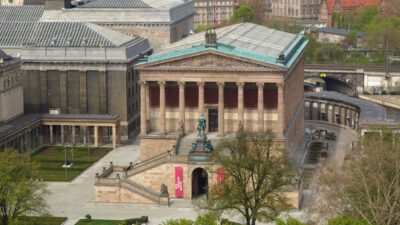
[0,148,48,225]
[231,5,254,22]
[199,130,295,225]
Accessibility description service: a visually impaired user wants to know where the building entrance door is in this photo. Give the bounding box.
[208,108,218,132]
[192,168,208,198]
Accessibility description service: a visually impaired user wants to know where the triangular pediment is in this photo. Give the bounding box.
[138,51,283,71]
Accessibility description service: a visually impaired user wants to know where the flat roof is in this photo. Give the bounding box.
[0,114,120,142]
[139,23,308,68]
[0,5,44,21]
[305,91,386,124]
[79,0,186,9]
[0,22,139,48]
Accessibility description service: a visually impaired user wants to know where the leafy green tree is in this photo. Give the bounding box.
[0,148,48,225]
[342,31,358,48]
[304,34,321,63]
[200,130,295,225]
[232,5,254,22]
[343,51,369,65]
[314,44,343,64]
[275,217,308,225]
[364,15,400,51]
[353,4,381,31]
[194,24,213,33]
[328,215,368,225]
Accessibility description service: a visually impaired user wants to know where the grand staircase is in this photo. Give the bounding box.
[120,178,162,203]
[96,133,219,205]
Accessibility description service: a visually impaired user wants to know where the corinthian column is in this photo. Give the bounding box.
[277,83,285,138]
[257,82,264,133]
[237,82,244,130]
[140,81,147,135]
[178,82,185,133]
[159,81,166,135]
[218,82,224,137]
[198,82,205,115]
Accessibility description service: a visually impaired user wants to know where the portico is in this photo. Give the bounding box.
[139,79,285,137]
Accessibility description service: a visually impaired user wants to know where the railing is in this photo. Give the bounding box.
[120,178,161,203]
[126,135,184,177]
[126,152,170,177]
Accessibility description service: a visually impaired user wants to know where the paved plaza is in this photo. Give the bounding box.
[45,121,354,225]
[45,139,201,225]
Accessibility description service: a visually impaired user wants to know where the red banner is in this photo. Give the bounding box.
[175,167,183,197]
[217,168,225,184]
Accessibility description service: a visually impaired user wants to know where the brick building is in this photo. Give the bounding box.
[316,27,363,45]
[193,0,234,27]
[318,0,383,27]
[271,0,323,19]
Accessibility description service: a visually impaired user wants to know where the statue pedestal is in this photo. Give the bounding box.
[189,134,213,161]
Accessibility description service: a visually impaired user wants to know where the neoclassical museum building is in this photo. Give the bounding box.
[94,23,308,206]
[136,22,308,158]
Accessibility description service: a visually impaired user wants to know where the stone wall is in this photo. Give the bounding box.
[95,161,299,208]
[23,69,134,139]
[140,136,177,161]
[95,185,120,203]
[0,86,23,122]
[284,58,304,130]
[129,162,217,199]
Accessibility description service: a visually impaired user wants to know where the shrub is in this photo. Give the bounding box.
[123,216,148,224]
[194,215,217,225]
[220,219,242,225]
[161,218,194,225]
[275,217,308,225]
[328,215,368,225]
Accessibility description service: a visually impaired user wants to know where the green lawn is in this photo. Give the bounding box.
[75,219,121,225]
[31,146,112,181]
[13,216,67,225]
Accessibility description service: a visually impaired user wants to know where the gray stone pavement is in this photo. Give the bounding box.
[45,139,201,225]
[45,123,354,225]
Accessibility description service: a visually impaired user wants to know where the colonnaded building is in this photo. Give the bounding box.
[0,22,151,152]
[95,23,308,207]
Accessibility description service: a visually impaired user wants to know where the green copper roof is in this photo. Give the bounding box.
[136,35,308,69]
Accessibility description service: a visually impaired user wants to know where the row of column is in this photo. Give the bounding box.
[0,127,41,153]
[140,81,284,137]
[307,100,359,130]
[48,125,119,149]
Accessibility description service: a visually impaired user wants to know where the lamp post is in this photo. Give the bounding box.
[64,144,67,181]
[64,145,67,166]
[87,142,90,161]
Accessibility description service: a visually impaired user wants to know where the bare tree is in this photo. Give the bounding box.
[311,128,400,225]
[200,130,295,225]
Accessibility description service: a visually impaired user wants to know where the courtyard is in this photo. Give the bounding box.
[41,120,352,224]
[32,146,112,181]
